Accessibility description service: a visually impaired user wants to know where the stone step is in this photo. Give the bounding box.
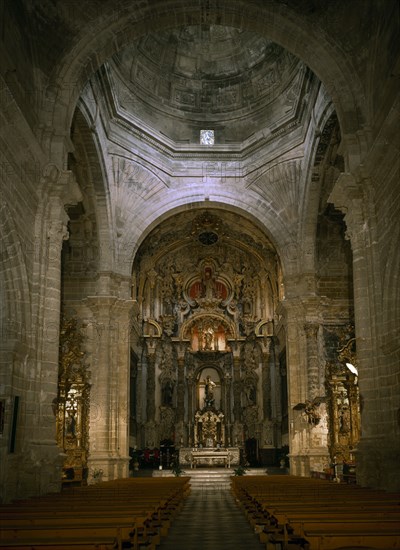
[153,467,271,489]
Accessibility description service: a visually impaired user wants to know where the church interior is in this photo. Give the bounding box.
[0,0,399,513]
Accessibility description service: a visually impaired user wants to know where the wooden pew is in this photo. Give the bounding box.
[0,477,191,550]
[231,475,400,549]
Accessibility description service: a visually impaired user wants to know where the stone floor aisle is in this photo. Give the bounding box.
[158,486,265,550]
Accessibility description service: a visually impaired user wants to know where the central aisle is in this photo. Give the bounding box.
[158,486,265,550]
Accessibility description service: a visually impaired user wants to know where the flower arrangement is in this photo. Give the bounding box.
[233,464,247,476]
[171,462,185,477]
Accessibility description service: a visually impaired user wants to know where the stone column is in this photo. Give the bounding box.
[329,172,399,489]
[85,295,133,480]
[304,322,319,400]
[304,315,329,474]
[279,298,308,475]
[21,168,81,498]
[260,337,273,420]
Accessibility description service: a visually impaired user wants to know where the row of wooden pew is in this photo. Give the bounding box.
[0,476,191,550]
[231,475,400,550]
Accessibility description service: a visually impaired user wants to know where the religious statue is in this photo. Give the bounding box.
[204,375,216,408]
[202,267,215,299]
[245,383,256,406]
[204,328,214,350]
[65,410,77,438]
[339,406,350,434]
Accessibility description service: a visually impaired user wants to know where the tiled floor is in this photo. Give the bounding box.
[158,487,265,550]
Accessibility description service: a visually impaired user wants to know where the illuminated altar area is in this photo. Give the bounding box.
[179,447,240,468]
[126,211,282,475]
[179,364,240,467]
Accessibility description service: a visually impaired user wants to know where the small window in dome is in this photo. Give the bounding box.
[200,129,214,146]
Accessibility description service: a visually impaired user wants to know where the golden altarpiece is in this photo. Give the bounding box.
[56,316,91,484]
[131,211,281,466]
[325,330,360,471]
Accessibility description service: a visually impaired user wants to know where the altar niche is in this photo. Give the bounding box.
[191,367,225,449]
[198,368,221,411]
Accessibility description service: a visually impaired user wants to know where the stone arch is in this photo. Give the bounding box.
[47,1,365,166]
[298,107,342,275]
[71,106,114,272]
[124,197,290,279]
[129,202,284,332]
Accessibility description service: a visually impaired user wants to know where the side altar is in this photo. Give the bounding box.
[179,447,240,468]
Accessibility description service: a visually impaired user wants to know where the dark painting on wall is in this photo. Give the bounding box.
[0,400,4,434]
[9,396,19,453]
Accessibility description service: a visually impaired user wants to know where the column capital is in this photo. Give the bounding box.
[40,165,82,208]
[85,296,134,320]
[175,341,188,361]
[260,335,273,355]
[230,340,244,359]
[277,298,304,321]
[47,217,69,243]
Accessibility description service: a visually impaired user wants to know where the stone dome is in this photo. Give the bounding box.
[111,25,305,144]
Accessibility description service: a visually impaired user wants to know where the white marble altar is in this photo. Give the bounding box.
[179,447,240,468]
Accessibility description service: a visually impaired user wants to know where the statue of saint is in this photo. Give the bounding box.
[204,375,216,407]
[204,328,214,350]
[202,268,215,299]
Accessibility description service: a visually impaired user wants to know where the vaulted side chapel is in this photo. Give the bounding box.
[0,0,399,503]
